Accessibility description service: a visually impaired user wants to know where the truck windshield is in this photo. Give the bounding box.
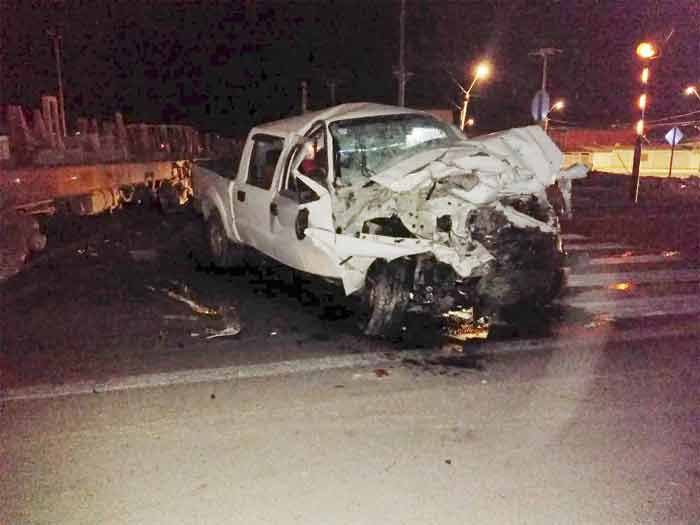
[329,114,460,183]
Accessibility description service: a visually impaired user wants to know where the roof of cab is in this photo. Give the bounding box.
[251,102,429,137]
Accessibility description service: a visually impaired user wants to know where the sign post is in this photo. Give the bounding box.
[531,89,550,123]
[665,127,684,178]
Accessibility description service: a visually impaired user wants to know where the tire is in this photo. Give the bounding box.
[363,258,413,338]
[206,211,240,268]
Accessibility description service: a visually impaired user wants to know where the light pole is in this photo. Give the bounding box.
[394,0,412,106]
[47,29,67,137]
[529,47,561,123]
[543,100,564,133]
[684,85,700,102]
[630,41,657,203]
[459,61,491,131]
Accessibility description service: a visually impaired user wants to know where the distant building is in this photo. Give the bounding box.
[551,127,700,178]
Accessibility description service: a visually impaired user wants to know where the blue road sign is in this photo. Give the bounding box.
[531,90,550,122]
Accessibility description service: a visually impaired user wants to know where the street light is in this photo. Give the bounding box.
[459,60,491,131]
[631,40,657,203]
[636,42,657,60]
[46,29,67,137]
[684,85,700,102]
[543,100,564,133]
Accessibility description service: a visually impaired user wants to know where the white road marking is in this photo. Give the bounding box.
[587,253,683,266]
[0,353,394,402]
[560,286,692,304]
[466,325,700,356]
[561,233,589,241]
[564,242,630,252]
[3,324,700,403]
[566,269,700,288]
[559,293,700,318]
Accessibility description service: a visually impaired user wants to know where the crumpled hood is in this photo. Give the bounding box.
[368,125,586,201]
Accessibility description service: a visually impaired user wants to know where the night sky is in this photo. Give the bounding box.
[2,0,699,136]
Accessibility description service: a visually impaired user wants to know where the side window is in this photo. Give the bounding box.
[299,126,328,178]
[246,135,284,190]
[281,143,320,204]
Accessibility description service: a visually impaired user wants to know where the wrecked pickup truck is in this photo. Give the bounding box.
[192,103,587,337]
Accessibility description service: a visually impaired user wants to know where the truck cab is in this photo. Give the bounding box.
[193,121,339,279]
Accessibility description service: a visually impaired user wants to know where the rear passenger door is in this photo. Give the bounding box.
[233,134,285,258]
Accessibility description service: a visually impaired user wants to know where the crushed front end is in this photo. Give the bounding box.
[305,111,588,336]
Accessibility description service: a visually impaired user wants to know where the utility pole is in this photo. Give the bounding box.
[300,81,309,114]
[631,41,657,203]
[529,47,561,123]
[393,0,412,106]
[327,80,337,106]
[47,29,67,137]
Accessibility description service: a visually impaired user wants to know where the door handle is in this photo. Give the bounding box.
[237,190,246,202]
[269,202,278,216]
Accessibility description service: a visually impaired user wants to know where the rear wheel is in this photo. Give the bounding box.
[363,258,413,338]
[206,211,240,268]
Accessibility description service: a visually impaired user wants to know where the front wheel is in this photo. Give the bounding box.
[362,259,413,338]
[206,211,240,268]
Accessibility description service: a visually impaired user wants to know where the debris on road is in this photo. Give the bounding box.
[157,285,241,338]
[205,322,241,339]
[76,247,99,257]
[374,368,390,378]
[165,289,220,317]
[163,314,201,321]
[443,308,490,341]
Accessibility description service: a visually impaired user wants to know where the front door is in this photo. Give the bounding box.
[270,141,341,278]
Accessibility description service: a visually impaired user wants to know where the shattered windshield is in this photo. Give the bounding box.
[329,114,460,183]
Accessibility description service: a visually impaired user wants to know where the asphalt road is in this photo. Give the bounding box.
[1,177,699,523]
[2,334,698,524]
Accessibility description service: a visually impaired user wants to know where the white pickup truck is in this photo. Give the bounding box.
[192,103,587,337]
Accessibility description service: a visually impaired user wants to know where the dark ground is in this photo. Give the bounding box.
[2,200,454,391]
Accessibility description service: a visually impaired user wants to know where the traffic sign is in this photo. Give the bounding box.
[531,90,550,122]
[665,127,684,146]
